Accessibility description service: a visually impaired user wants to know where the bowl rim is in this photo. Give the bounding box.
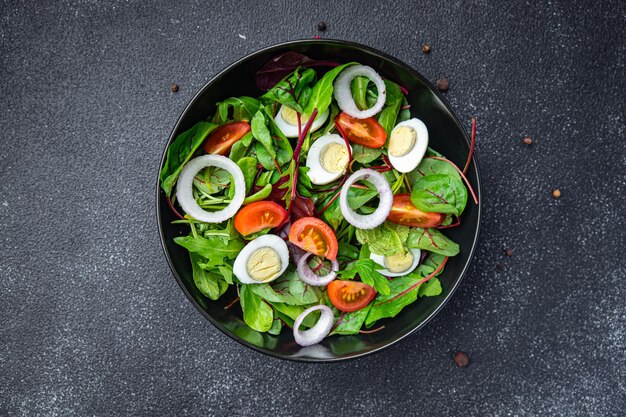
[156,38,482,362]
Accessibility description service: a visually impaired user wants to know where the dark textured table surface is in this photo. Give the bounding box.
[1,1,625,415]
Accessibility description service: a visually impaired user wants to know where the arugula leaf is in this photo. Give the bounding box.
[351,144,383,163]
[240,285,273,332]
[304,62,355,117]
[330,304,372,335]
[190,253,229,300]
[159,121,217,197]
[262,67,316,113]
[355,224,404,256]
[214,96,260,123]
[411,174,468,216]
[237,157,257,195]
[174,235,245,268]
[339,259,390,295]
[251,110,276,159]
[406,228,460,256]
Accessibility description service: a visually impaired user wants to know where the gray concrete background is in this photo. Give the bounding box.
[1,0,625,415]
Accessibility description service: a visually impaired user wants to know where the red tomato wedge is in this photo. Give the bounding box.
[234,201,288,236]
[288,217,338,260]
[335,112,387,149]
[327,280,376,312]
[203,121,250,155]
[387,194,445,228]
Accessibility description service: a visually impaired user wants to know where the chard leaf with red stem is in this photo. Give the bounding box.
[255,51,339,91]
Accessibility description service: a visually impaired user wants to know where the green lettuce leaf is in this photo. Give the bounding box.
[240,285,273,332]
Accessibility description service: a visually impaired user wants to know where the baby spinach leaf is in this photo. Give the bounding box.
[228,131,254,162]
[174,235,245,268]
[160,121,217,197]
[398,97,410,123]
[262,67,316,113]
[338,241,360,261]
[406,228,460,256]
[351,144,383,163]
[365,273,443,327]
[243,183,272,205]
[304,62,355,117]
[214,96,260,123]
[418,278,442,297]
[330,304,372,335]
[366,275,419,326]
[322,186,378,229]
[270,302,318,328]
[377,80,403,137]
[190,253,229,300]
[237,157,257,195]
[411,174,468,216]
[351,76,370,110]
[240,285,274,332]
[413,252,447,278]
[255,141,275,171]
[267,318,283,335]
[251,110,276,159]
[339,259,390,295]
[355,224,404,256]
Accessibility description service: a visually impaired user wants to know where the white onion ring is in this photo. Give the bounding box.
[339,169,392,229]
[297,253,339,286]
[333,65,387,119]
[176,155,245,223]
[293,305,334,347]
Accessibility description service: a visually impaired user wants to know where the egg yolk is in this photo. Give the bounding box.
[320,143,349,173]
[281,106,311,126]
[246,247,281,282]
[388,126,416,157]
[383,250,414,273]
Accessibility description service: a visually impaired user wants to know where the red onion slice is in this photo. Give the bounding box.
[297,253,339,286]
[293,305,334,347]
[339,169,393,229]
[333,65,387,119]
[176,155,245,223]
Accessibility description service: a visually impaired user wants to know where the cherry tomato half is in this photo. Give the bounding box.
[335,112,387,149]
[203,121,250,155]
[288,217,338,260]
[327,280,376,312]
[234,201,288,236]
[387,194,445,228]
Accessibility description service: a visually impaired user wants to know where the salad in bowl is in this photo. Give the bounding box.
[159,47,478,352]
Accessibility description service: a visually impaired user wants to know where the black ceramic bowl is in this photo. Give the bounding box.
[157,39,481,362]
